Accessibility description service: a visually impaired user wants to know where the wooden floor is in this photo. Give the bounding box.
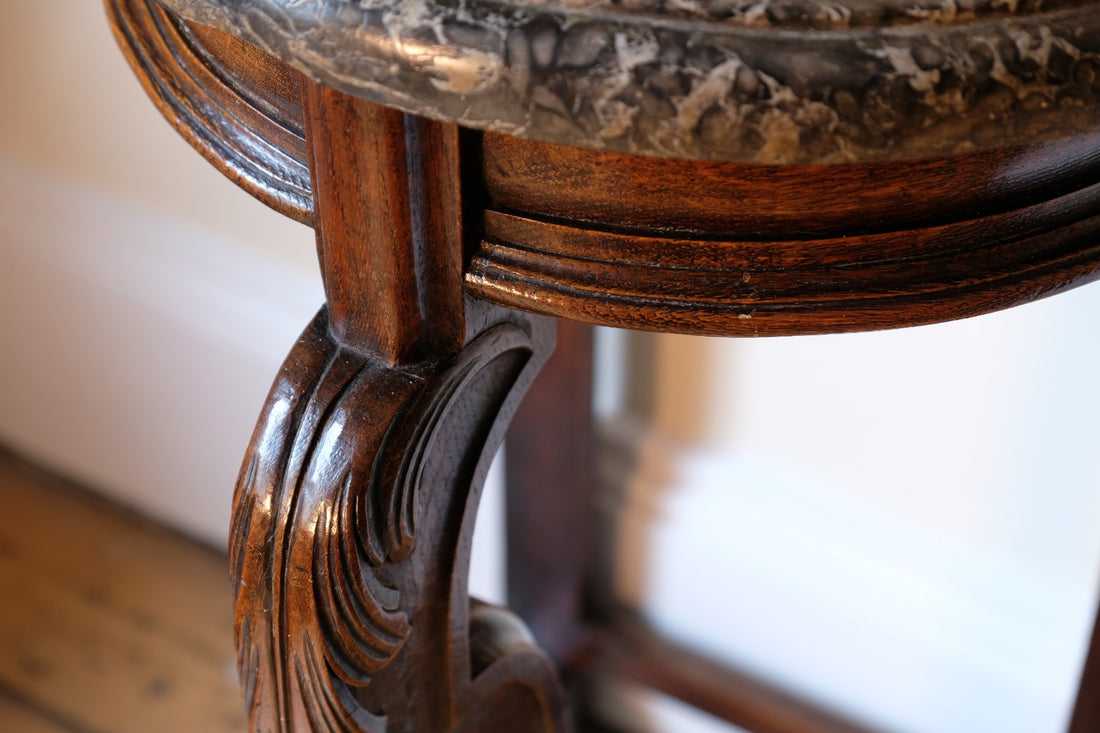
[0,449,245,733]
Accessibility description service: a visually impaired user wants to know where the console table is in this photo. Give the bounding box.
[106,0,1100,729]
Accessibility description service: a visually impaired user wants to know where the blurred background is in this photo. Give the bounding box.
[2,4,1100,733]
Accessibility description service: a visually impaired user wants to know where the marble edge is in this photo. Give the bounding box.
[156,0,1100,163]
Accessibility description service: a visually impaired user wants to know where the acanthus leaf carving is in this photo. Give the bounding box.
[230,307,568,732]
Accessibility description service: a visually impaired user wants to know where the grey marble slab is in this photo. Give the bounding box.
[157,0,1100,163]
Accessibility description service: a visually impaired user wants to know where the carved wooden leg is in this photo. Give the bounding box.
[228,77,570,731]
[232,304,568,731]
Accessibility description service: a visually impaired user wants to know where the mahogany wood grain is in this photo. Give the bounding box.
[483,132,1100,236]
[471,204,1100,335]
[107,0,312,223]
[470,134,1100,336]
[303,83,465,363]
[229,81,570,732]
[231,306,569,733]
[185,21,304,137]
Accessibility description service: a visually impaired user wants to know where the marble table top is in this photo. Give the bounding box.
[158,0,1100,163]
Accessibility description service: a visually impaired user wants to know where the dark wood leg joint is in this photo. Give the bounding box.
[231,305,570,731]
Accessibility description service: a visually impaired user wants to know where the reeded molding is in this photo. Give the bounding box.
[469,133,1100,335]
[108,0,314,222]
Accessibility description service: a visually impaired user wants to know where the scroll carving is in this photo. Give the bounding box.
[232,308,568,732]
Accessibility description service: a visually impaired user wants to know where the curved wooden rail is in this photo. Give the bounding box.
[469,132,1100,335]
[107,0,313,223]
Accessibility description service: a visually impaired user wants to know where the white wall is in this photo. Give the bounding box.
[0,4,319,548]
[601,291,1100,732]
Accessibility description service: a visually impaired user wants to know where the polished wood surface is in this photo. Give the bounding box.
[303,85,465,363]
[481,132,1100,235]
[471,133,1100,335]
[107,0,312,224]
[228,77,569,732]
[232,306,566,732]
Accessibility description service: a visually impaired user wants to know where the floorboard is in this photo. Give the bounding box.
[0,449,245,732]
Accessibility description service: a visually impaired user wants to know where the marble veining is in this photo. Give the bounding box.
[158,0,1100,163]
[505,0,1095,29]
